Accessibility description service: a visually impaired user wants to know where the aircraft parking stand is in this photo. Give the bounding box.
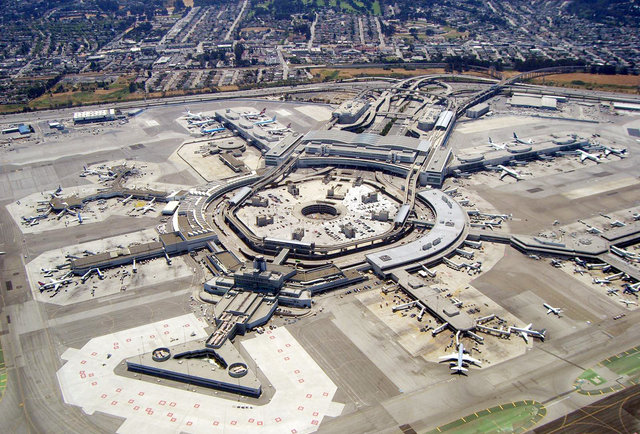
[57,313,343,434]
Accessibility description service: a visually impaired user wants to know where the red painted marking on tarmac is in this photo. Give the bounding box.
[249,418,255,423]
[81,360,87,365]
[111,401,118,406]
[164,324,169,328]
[270,336,275,340]
[285,343,291,347]
[322,392,328,397]
[128,399,134,404]
[278,349,283,353]
[146,408,153,413]
[126,338,131,342]
[170,418,176,423]
[164,331,169,335]
[184,324,190,327]
[116,388,122,393]
[138,392,145,396]
[88,373,94,378]
[311,420,319,426]
[294,370,300,374]
[91,352,97,356]
[91,381,97,386]
[266,330,272,334]
[167,412,173,417]
[257,421,263,426]
[101,394,107,399]
[194,403,200,408]
[291,429,298,433]
[306,394,312,399]
[230,420,237,425]
[159,400,166,405]
[298,406,304,411]
[275,417,282,423]
[313,411,318,417]
[213,421,219,426]
[147,410,154,416]
[284,357,290,361]
[134,406,140,411]
[298,378,304,383]
[169,402,176,407]
[186,421,192,426]
[149,335,155,339]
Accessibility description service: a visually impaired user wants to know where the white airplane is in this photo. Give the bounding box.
[438,343,481,374]
[574,266,585,275]
[188,118,216,127]
[577,149,601,163]
[586,225,603,235]
[607,288,619,295]
[602,145,626,158]
[543,303,563,316]
[623,282,640,295]
[40,268,55,277]
[497,165,522,181]
[254,115,277,126]
[139,198,156,214]
[37,277,72,292]
[620,299,638,307]
[611,220,626,227]
[513,132,533,145]
[242,108,266,119]
[121,195,133,205]
[77,213,83,224]
[267,123,292,135]
[184,109,204,121]
[52,185,63,197]
[488,137,507,150]
[593,277,611,285]
[511,324,546,344]
[201,126,225,135]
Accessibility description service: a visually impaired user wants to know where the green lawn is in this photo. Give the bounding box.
[372,0,381,15]
[428,401,546,433]
[577,369,607,386]
[603,348,640,377]
[0,344,6,400]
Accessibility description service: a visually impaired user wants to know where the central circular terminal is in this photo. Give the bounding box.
[301,203,340,220]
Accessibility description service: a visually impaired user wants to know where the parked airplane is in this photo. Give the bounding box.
[543,303,563,316]
[184,109,204,120]
[577,149,601,163]
[188,118,216,127]
[254,115,277,126]
[574,257,587,267]
[488,137,507,150]
[574,267,585,275]
[593,277,611,285]
[602,145,626,157]
[242,108,266,119]
[438,343,481,374]
[121,195,133,205]
[139,198,156,214]
[52,185,63,197]
[497,165,522,181]
[200,126,225,135]
[607,288,620,295]
[551,259,563,268]
[77,213,83,224]
[511,324,546,344]
[37,277,72,292]
[513,132,533,144]
[620,299,638,307]
[528,254,541,260]
[623,282,640,295]
[268,123,292,135]
[610,220,626,227]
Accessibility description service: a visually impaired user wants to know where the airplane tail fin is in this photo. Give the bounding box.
[513,132,518,139]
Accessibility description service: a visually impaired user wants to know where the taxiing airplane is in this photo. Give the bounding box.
[511,324,546,344]
[543,303,563,316]
[438,343,481,374]
[513,132,533,145]
[577,149,601,163]
[620,299,638,307]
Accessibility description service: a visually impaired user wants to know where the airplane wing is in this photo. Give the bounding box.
[499,171,508,180]
[451,365,468,372]
[519,331,529,344]
[580,153,587,162]
[461,355,481,366]
[438,353,458,362]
